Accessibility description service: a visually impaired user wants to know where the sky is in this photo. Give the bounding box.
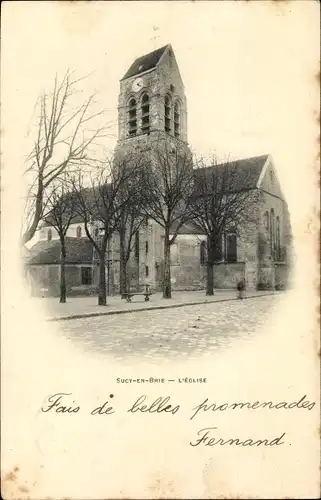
[1,1,320,247]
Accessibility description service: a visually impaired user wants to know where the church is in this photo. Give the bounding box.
[27,44,292,296]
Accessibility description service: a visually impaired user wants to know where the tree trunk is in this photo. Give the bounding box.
[206,238,214,296]
[98,254,107,306]
[22,181,44,245]
[163,228,172,299]
[206,261,214,296]
[120,261,127,298]
[119,229,127,298]
[60,235,67,303]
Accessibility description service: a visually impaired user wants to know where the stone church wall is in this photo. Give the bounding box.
[213,263,246,289]
[274,262,290,290]
[236,191,260,290]
[170,236,204,290]
[257,190,292,289]
[167,231,254,291]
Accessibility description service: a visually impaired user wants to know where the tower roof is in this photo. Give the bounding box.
[121,45,169,81]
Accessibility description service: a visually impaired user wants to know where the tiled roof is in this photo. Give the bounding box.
[170,221,205,235]
[121,45,169,81]
[41,213,84,226]
[171,155,269,236]
[198,155,268,192]
[28,237,93,265]
[42,184,112,227]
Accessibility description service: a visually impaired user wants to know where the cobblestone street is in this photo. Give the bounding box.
[57,295,279,360]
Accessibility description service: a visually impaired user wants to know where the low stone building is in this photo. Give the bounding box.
[28,237,96,296]
[26,44,292,295]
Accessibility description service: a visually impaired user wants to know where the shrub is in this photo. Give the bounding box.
[257,281,274,291]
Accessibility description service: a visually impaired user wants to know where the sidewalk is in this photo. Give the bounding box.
[37,289,280,322]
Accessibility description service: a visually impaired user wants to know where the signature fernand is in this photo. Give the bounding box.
[190,426,286,447]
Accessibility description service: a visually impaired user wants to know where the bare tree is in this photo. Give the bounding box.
[72,157,141,306]
[192,156,257,295]
[22,70,107,245]
[115,153,147,297]
[118,212,146,298]
[43,176,77,303]
[140,137,194,299]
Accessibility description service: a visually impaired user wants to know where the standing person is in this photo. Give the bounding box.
[237,279,245,299]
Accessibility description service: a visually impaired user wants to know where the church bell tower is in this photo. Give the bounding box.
[114,44,192,292]
[115,44,190,156]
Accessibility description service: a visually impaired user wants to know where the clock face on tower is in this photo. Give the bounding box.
[132,77,143,92]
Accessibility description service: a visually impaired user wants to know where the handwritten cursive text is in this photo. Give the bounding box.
[127,395,180,414]
[190,427,286,447]
[190,394,315,420]
[41,393,80,413]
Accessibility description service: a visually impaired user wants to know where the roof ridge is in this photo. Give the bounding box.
[136,44,169,60]
[198,154,268,192]
[214,154,269,166]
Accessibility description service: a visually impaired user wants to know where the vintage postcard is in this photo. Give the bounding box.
[1,1,320,498]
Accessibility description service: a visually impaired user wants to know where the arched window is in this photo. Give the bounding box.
[270,209,275,256]
[174,101,180,138]
[141,93,150,134]
[81,267,92,285]
[47,228,52,241]
[200,240,206,265]
[265,211,269,231]
[134,231,139,261]
[276,216,281,260]
[170,242,180,265]
[213,235,223,262]
[225,232,237,263]
[164,95,171,133]
[76,226,82,238]
[128,98,137,137]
